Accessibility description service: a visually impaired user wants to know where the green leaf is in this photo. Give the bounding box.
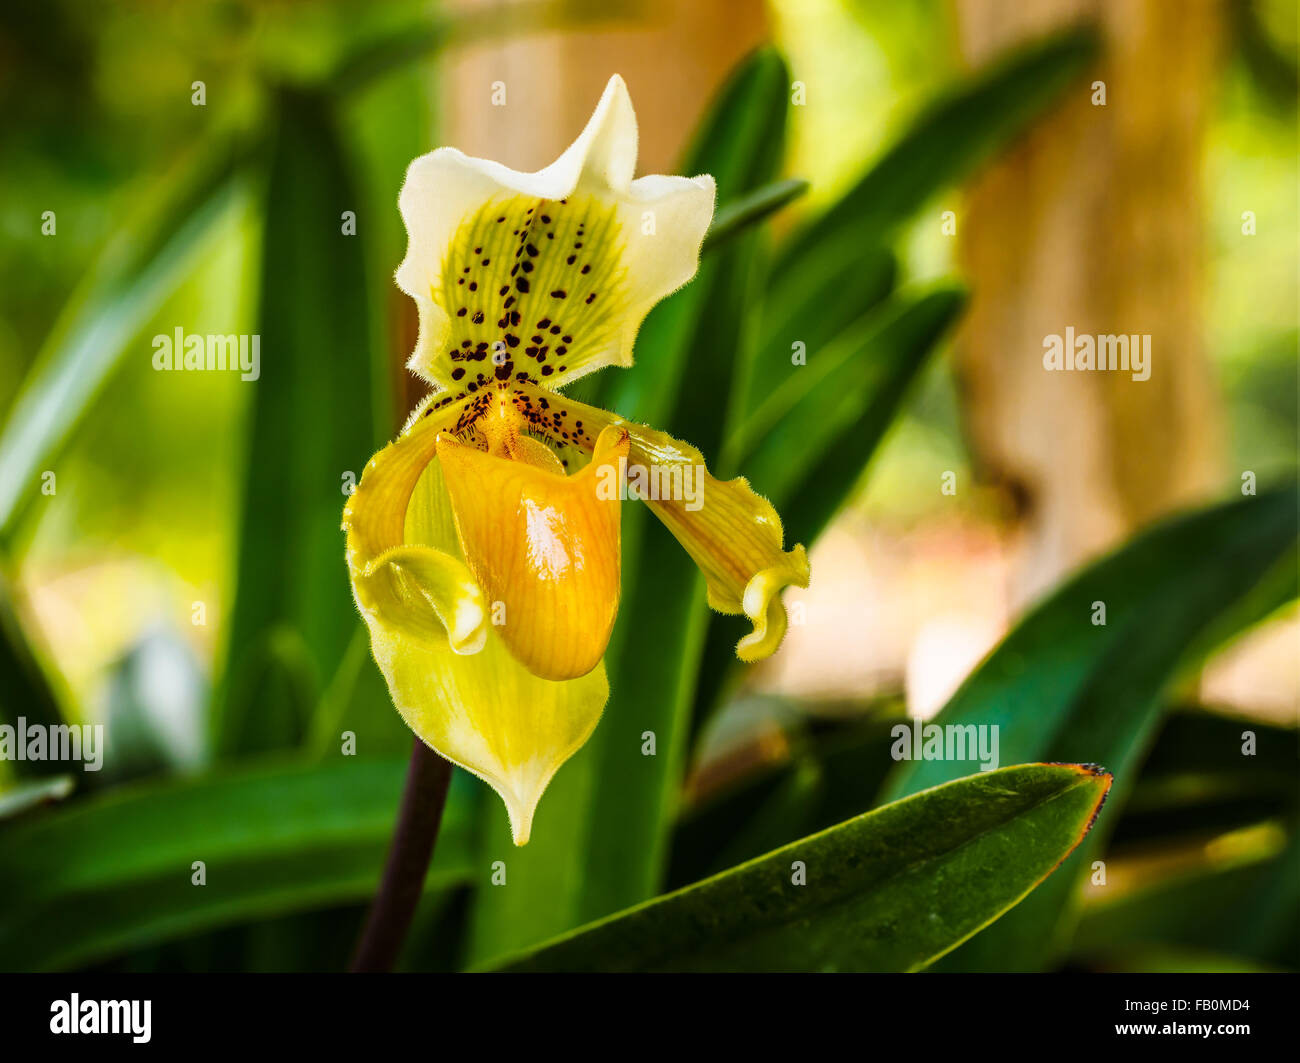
[0,756,473,972]
[690,288,965,729]
[668,699,906,888]
[744,285,966,543]
[489,763,1111,972]
[307,624,414,759]
[700,178,809,254]
[466,47,791,962]
[733,244,896,439]
[774,24,1100,283]
[743,25,1096,422]
[883,486,1299,970]
[215,90,383,756]
[0,135,250,542]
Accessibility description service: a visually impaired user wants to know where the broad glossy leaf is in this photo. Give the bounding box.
[490,763,1111,972]
[673,700,1296,895]
[0,757,472,972]
[215,89,382,756]
[884,487,1299,970]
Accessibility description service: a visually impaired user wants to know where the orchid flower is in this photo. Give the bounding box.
[343,75,809,845]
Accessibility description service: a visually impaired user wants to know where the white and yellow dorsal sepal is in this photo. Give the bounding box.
[395,75,716,396]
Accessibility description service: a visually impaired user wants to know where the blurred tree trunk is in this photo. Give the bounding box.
[952,0,1224,605]
[438,0,769,172]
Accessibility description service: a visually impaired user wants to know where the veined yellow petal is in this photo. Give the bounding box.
[344,396,609,845]
[437,424,629,681]
[510,382,810,662]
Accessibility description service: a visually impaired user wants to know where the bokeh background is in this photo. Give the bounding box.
[0,0,1295,972]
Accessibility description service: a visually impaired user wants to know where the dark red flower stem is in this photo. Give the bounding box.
[350,739,453,972]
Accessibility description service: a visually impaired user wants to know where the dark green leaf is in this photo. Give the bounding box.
[883,487,1299,970]
[215,90,383,756]
[0,756,472,972]
[669,699,906,888]
[490,763,1111,972]
[701,178,809,254]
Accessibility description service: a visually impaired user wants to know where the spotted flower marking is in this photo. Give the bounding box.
[438,193,626,393]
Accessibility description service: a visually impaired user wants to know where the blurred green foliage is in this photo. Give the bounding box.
[0,1,1295,974]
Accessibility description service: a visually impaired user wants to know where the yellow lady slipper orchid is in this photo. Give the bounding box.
[343,75,809,845]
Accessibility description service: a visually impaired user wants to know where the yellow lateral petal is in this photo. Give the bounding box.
[343,395,486,650]
[436,424,629,681]
[511,382,810,661]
